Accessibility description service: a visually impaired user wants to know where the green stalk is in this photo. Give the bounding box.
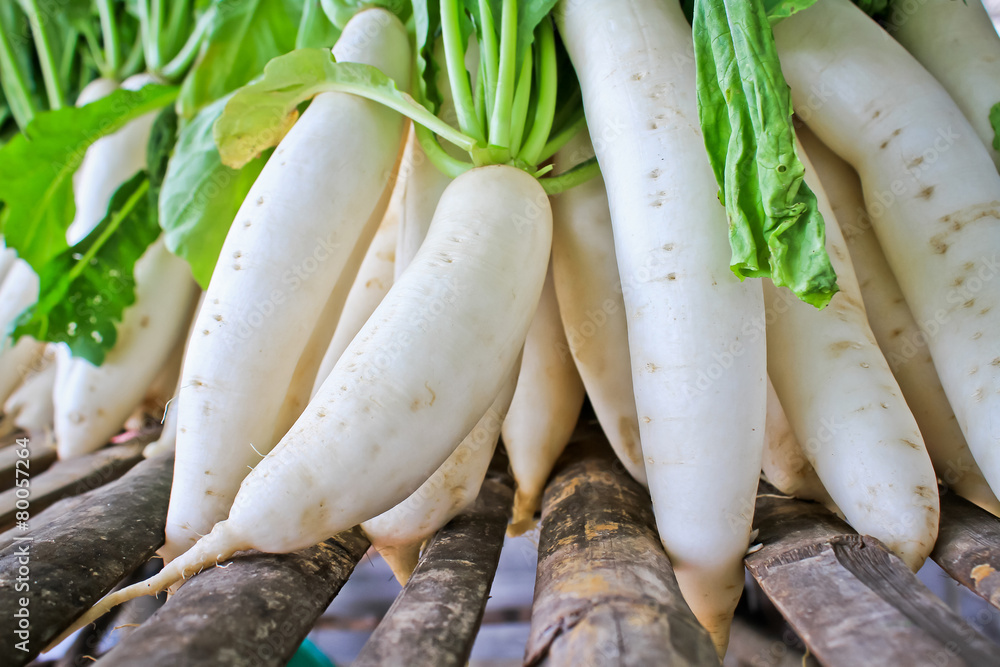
[539,109,586,163]
[474,58,488,130]
[159,10,211,82]
[477,0,498,125]
[78,22,109,78]
[22,0,66,109]
[488,0,517,148]
[96,0,121,74]
[138,0,162,72]
[122,28,146,78]
[517,19,557,166]
[163,0,191,63]
[540,157,599,195]
[441,0,484,144]
[414,123,475,178]
[0,16,35,128]
[507,46,533,157]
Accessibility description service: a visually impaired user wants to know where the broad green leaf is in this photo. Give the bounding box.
[412,0,443,111]
[13,173,158,364]
[177,0,302,119]
[762,0,819,24]
[11,107,178,364]
[161,95,267,288]
[0,83,178,273]
[693,0,838,307]
[214,48,472,169]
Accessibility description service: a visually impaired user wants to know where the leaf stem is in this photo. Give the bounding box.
[0,11,37,127]
[507,46,532,156]
[477,0,498,127]
[539,109,585,163]
[96,0,121,74]
[539,156,599,195]
[22,0,66,109]
[159,9,212,82]
[517,18,557,166]
[489,0,517,148]
[414,123,475,178]
[440,0,484,144]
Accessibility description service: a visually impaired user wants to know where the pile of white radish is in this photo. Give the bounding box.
[2,0,998,660]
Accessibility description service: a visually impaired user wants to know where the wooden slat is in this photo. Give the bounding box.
[0,435,158,530]
[0,452,173,666]
[932,489,1000,609]
[0,437,56,493]
[352,467,514,667]
[97,527,370,667]
[747,483,1000,667]
[525,429,720,667]
[724,617,819,667]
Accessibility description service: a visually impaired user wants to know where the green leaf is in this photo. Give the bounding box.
[0,83,178,273]
[11,106,178,364]
[851,0,891,18]
[411,0,442,111]
[990,101,1000,152]
[12,172,158,364]
[319,0,411,29]
[762,0,818,25]
[214,48,474,169]
[160,94,267,288]
[177,0,302,119]
[693,0,838,308]
[296,0,342,50]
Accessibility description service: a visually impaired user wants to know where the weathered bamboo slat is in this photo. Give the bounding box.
[747,483,1000,667]
[525,429,720,667]
[0,452,173,666]
[352,467,514,667]
[932,490,1000,609]
[0,437,56,493]
[723,617,818,667]
[97,527,370,667]
[0,437,156,530]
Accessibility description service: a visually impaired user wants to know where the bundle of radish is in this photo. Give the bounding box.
[550,135,646,485]
[799,125,1000,516]
[774,0,1000,506]
[885,0,1000,169]
[55,0,607,637]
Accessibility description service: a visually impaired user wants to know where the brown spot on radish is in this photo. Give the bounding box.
[872,109,881,119]
[930,237,948,254]
[907,155,924,169]
[244,220,251,228]
[879,141,889,150]
[829,340,861,355]
[964,299,976,309]
[256,197,264,205]
[981,307,992,316]
[233,251,241,259]
[954,276,965,287]
[649,169,661,179]
[213,314,223,322]
[642,416,651,424]
[973,388,985,402]
[964,261,975,271]
[917,186,934,200]
[666,273,676,281]
[992,358,1000,366]
[204,489,215,496]
[880,402,888,409]
[663,243,675,251]
[973,332,983,340]
[425,382,436,406]
[203,469,212,475]
[202,330,210,336]
[890,328,903,338]
[139,316,149,328]
[233,264,241,270]
[859,362,870,368]
[632,71,647,81]
[619,417,642,465]
[970,366,979,375]
[901,439,921,451]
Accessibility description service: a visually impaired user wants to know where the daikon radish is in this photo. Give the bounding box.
[559,0,767,652]
[161,9,412,562]
[766,141,939,571]
[362,367,517,584]
[798,125,1000,516]
[550,134,645,485]
[775,0,1000,503]
[503,265,585,535]
[2,345,56,444]
[887,0,1000,168]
